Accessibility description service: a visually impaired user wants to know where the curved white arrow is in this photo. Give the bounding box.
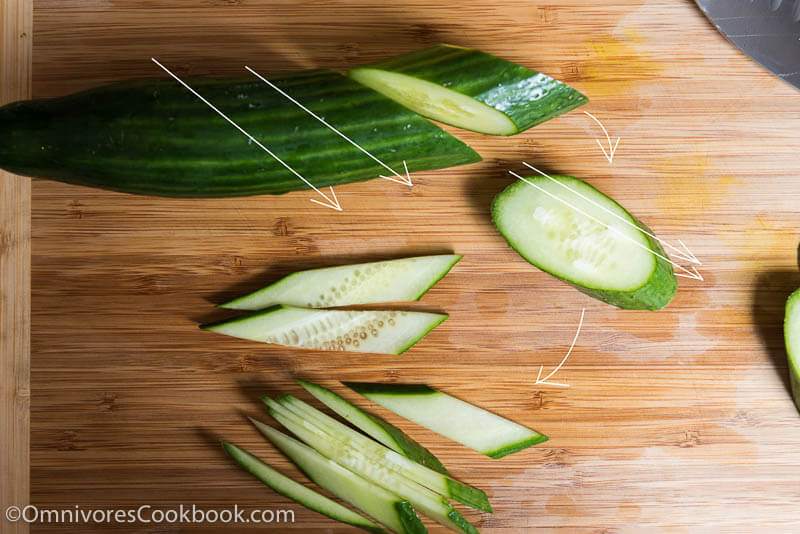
[152,59,342,210]
[535,308,585,388]
[583,111,620,164]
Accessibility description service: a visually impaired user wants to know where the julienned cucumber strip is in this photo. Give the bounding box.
[276,394,489,512]
[491,175,677,310]
[783,289,800,413]
[349,44,587,136]
[248,421,426,534]
[222,441,388,534]
[295,378,450,475]
[201,305,447,355]
[263,398,481,534]
[221,255,462,310]
[344,383,547,459]
[0,69,481,197]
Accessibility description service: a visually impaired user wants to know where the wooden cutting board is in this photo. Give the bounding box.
[4,0,800,532]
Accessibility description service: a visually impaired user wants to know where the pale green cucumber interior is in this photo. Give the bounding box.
[357,389,543,457]
[350,68,517,135]
[266,400,477,534]
[784,291,800,409]
[205,306,445,355]
[251,420,407,534]
[222,254,461,310]
[494,177,655,291]
[223,442,381,532]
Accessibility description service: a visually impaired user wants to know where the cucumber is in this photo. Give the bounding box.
[263,399,481,534]
[221,255,461,310]
[201,305,447,355]
[275,394,489,513]
[295,378,449,475]
[349,44,587,136]
[491,175,677,310]
[344,383,547,459]
[222,441,388,533]
[784,289,800,413]
[245,424,425,534]
[0,69,480,197]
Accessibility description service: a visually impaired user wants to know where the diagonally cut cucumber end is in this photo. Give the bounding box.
[485,433,549,459]
[445,479,493,513]
[395,314,448,355]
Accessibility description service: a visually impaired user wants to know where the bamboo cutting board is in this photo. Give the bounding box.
[13,0,800,532]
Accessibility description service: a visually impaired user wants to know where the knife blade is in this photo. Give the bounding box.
[695,0,800,90]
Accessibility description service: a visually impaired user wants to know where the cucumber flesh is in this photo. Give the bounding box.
[201,305,447,355]
[491,175,677,310]
[222,441,387,534]
[276,394,489,512]
[784,289,800,413]
[295,378,449,475]
[344,383,547,459]
[221,255,461,310]
[350,44,587,136]
[247,422,425,534]
[263,399,480,534]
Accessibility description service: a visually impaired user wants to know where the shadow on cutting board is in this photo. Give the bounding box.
[751,268,800,398]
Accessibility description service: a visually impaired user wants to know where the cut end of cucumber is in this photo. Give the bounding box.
[784,289,800,413]
[492,176,677,310]
[485,433,549,459]
[351,67,518,135]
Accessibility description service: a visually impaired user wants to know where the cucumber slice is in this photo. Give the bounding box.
[222,441,388,534]
[491,175,677,310]
[276,394,489,512]
[350,44,587,136]
[344,383,547,459]
[201,305,447,355]
[784,289,800,413]
[221,255,461,310]
[263,399,480,534]
[295,378,449,475]
[246,423,426,534]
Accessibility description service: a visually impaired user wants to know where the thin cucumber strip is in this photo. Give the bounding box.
[349,44,587,136]
[263,398,481,534]
[491,175,677,310]
[201,305,447,355]
[222,441,387,534]
[295,378,449,475]
[344,383,547,459]
[220,254,462,310]
[784,289,800,413]
[277,394,489,512]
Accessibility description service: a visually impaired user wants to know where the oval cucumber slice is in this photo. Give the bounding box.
[201,305,447,355]
[221,255,461,310]
[784,289,800,413]
[349,44,587,135]
[344,383,547,459]
[491,175,677,310]
[222,441,388,534]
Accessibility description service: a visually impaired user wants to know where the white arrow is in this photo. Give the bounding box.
[521,162,702,269]
[151,58,342,211]
[246,66,412,187]
[509,169,703,281]
[535,308,585,387]
[583,111,620,164]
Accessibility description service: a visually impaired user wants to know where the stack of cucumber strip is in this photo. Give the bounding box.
[0,45,585,196]
[224,378,548,533]
[202,254,460,354]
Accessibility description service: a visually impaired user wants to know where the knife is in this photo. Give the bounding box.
[695,0,800,90]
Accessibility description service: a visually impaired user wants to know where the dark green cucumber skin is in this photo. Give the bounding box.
[0,69,480,197]
[343,382,438,396]
[351,44,588,135]
[295,378,450,476]
[484,434,549,459]
[222,441,388,534]
[784,290,800,414]
[491,178,678,311]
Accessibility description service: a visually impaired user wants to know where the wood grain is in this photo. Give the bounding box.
[0,1,32,533]
[23,0,800,532]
